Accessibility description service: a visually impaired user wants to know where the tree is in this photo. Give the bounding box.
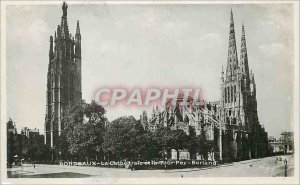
[168,129,190,160]
[7,119,15,167]
[142,129,164,160]
[196,128,215,160]
[60,100,107,161]
[23,134,40,162]
[103,116,145,161]
[152,127,190,160]
[187,126,198,160]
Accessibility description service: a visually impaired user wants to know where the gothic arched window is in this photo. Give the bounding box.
[228,86,231,103]
[225,87,227,103]
[228,86,230,103]
[226,117,230,124]
[226,87,229,103]
[234,86,236,102]
[233,117,237,125]
[231,86,233,103]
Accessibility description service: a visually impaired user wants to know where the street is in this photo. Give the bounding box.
[7,155,294,178]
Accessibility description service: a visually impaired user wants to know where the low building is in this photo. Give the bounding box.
[21,127,44,143]
[269,132,294,155]
[7,119,46,166]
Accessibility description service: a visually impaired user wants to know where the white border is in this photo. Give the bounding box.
[1,1,299,184]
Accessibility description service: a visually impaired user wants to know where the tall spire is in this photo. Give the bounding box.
[240,24,250,81]
[76,20,80,35]
[221,65,224,83]
[49,36,53,56]
[226,9,239,79]
[75,20,81,57]
[61,2,69,38]
[62,2,68,17]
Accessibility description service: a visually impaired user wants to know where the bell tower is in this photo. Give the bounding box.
[45,2,82,148]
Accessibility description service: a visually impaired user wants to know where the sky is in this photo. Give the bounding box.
[5,2,295,138]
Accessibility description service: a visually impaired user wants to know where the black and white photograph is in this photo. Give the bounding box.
[0,1,299,184]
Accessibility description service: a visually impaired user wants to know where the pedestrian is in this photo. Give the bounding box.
[33,161,36,169]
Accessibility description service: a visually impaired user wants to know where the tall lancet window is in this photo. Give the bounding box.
[228,87,230,103]
[234,86,236,102]
[225,88,227,103]
[227,87,230,103]
[231,86,234,103]
[226,87,229,103]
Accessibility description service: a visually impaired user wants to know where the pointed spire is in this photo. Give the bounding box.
[75,20,81,57]
[221,65,224,82]
[240,24,250,83]
[230,8,234,25]
[49,36,53,56]
[76,20,80,35]
[62,2,68,17]
[57,25,61,38]
[226,9,239,80]
[61,2,69,38]
[242,23,245,36]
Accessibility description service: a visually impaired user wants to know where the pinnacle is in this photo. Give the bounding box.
[230,9,234,24]
[242,24,246,38]
[62,2,68,17]
[76,20,80,34]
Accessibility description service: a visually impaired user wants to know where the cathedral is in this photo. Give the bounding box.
[44,2,82,147]
[141,11,270,162]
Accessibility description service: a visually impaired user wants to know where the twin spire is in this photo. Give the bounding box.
[225,9,249,81]
[76,20,80,35]
[226,9,239,78]
[240,24,250,80]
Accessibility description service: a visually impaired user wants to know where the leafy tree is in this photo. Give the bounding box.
[103,116,145,161]
[23,135,39,162]
[168,129,190,160]
[7,119,15,166]
[152,127,190,160]
[187,126,198,159]
[60,100,107,161]
[56,131,69,160]
[142,129,164,160]
[155,126,172,152]
[39,145,52,163]
[196,128,212,160]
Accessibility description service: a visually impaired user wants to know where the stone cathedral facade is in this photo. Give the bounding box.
[45,2,82,147]
[142,11,269,161]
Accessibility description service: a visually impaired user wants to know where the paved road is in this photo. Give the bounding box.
[7,155,294,178]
